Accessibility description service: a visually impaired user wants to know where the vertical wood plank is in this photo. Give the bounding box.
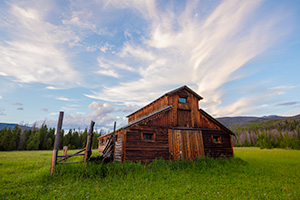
[84,121,95,162]
[50,111,64,175]
[122,131,127,162]
[168,129,173,160]
[112,121,116,162]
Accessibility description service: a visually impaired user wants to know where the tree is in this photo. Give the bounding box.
[12,125,21,150]
[27,129,40,150]
[39,125,48,150]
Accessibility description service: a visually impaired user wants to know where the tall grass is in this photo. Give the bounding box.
[0,148,299,199]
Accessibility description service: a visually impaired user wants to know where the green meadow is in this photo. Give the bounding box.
[0,148,299,199]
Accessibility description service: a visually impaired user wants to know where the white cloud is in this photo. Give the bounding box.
[85,0,290,117]
[42,101,125,129]
[0,3,81,86]
[267,85,297,96]
[56,97,74,101]
[96,69,119,78]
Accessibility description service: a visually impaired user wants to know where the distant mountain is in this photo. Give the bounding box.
[0,123,31,131]
[217,114,300,127]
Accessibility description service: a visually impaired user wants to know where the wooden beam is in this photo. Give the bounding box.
[50,111,64,175]
[112,121,116,162]
[84,121,95,162]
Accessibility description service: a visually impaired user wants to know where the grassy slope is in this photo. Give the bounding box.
[0,148,299,199]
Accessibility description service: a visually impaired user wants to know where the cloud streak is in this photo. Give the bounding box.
[42,101,125,129]
[0,2,81,86]
[85,0,290,116]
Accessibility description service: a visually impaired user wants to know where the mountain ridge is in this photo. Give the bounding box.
[217,114,300,127]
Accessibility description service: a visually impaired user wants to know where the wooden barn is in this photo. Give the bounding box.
[98,85,234,162]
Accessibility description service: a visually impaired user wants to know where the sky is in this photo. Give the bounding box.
[0,0,299,130]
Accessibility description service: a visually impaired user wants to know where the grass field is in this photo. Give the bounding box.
[0,148,299,199]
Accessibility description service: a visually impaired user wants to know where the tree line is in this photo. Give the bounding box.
[0,124,108,151]
[231,118,300,149]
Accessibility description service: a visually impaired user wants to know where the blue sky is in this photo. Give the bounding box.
[0,0,299,130]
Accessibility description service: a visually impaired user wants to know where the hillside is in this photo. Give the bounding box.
[0,122,30,131]
[220,115,300,149]
[217,114,300,127]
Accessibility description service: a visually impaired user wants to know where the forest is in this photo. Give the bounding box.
[230,117,300,149]
[1,116,300,151]
[0,124,107,151]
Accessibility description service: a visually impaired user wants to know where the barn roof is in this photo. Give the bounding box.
[127,85,203,118]
[199,109,235,136]
[98,105,172,139]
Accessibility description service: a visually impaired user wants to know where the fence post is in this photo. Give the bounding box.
[63,146,68,161]
[84,121,95,162]
[50,111,64,175]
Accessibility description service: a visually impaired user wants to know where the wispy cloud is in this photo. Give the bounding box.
[0,2,81,86]
[276,102,298,106]
[268,85,297,96]
[85,0,290,116]
[41,102,125,129]
[56,97,74,101]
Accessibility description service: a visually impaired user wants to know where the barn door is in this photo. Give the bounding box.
[168,129,205,161]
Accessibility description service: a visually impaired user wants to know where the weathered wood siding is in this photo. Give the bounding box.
[168,90,200,127]
[145,111,171,127]
[114,132,123,162]
[199,110,220,129]
[128,96,169,124]
[98,135,111,153]
[202,130,233,158]
[125,127,169,162]
[168,129,205,161]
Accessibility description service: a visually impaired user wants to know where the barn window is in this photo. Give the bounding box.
[142,132,154,141]
[179,97,187,103]
[212,135,222,143]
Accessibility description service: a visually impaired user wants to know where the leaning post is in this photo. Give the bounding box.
[50,111,64,175]
[84,121,95,163]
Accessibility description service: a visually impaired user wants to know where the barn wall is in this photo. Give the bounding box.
[146,111,171,127]
[202,130,233,158]
[167,90,200,127]
[168,129,205,161]
[98,134,111,153]
[128,96,169,124]
[114,131,123,162]
[125,127,169,162]
[199,111,221,129]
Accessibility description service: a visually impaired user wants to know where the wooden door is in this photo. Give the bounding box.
[168,129,205,161]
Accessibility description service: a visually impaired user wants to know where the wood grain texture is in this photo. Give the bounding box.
[168,129,205,161]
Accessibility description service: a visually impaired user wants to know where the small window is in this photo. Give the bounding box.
[179,97,187,103]
[143,133,154,141]
[212,136,221,143]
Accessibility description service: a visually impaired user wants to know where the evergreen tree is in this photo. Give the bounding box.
[12,125,21,150]
[27,129,40,150]
[39,125,48,150]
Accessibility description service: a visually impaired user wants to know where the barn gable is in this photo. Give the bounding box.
[98,85,235,162]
